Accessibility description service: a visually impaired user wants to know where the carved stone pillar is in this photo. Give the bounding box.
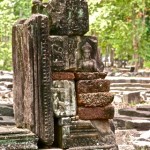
[12,14,54,146]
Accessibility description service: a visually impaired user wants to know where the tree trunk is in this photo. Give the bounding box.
[110,48,114,67]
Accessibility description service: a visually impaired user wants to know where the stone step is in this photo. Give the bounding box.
[0,116,15,125]
[0,75,13,82]
[136,105,150,111]
[67,144,118,150]
[110,90,150,96]
[132,130,150,150]
[0,104,14,116]
[110,86,149,91]
[146,93,150,97]
[114,115,150,130]
[0,126,38,149]
[110,83,150,88]
[106,77,150,84]
[118,108,150,118]
[126,120,150,130]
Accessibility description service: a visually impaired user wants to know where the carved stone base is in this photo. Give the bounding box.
[54,118,117,149]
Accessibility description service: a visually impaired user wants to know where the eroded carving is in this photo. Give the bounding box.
[49,36,104,72]
[77,42,100,72]
[51,80,76,117]
[46,0,89,35]
[49,36,68,71]
[12,14,54,146]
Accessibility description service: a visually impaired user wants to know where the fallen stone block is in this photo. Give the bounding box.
[136,105,150,111]
[126,120,150,130]
[4,82,13,88]
[118,108,150,118]
[114,115,150,130]
[0,116,15,126]
[0,75,13,82]
[123,91,141,104]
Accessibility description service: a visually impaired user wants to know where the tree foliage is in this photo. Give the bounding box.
[0,0,31,70]
[87,0,150,69]
[0,0,149,70]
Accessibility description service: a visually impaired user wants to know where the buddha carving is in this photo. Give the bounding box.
[78,42,100,72]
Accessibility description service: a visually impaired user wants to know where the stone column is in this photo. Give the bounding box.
[12,14,54,146]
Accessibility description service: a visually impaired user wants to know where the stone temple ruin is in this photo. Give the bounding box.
[11,0,118,149]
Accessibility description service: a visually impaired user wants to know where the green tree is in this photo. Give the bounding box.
[87,0,150,71]
[0,0,31,70]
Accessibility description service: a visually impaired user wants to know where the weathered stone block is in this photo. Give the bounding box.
[123,91,141,104]
[0,104,13,116]
[12,14,54,145]
[76,79,110,94]
[118,108,150,118]
[52,72,75,80]
[55,119,117,149]
[77,92,114,107]
[78,105,114,120]
[46,0,89,35]
[74,72,107,80]
[51,80,76,117]
[136,105,150,111]
[49,36,104,72]
[0,126,38,149]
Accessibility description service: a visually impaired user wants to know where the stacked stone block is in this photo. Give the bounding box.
[46,0,117,149]
[75,73,114,120]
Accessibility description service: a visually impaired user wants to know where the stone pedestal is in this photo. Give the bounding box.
[54,118,117,149]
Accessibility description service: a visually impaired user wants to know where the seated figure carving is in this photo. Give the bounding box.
[78,42,100,72]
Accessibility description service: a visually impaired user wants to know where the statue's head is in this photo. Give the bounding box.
[81,42,92,59]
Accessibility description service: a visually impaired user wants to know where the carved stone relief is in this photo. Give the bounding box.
[12,14,54,146]
[51,80,76,117]
[46,0,89,35]
[56,119,117,149]
[49,36,104,72]
[49,36,68,71]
